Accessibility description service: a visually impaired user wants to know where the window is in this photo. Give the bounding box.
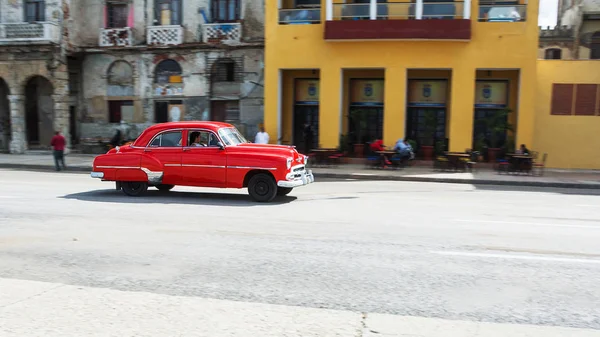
[107,2,129,28]
[108,100,133,123]
[218,127,247,146]
[211,0,240,22]
[544,48,562,60]
[591,32,600,60]
[213,59,236,82]
[154,59,182,84]
[188,130,221,147]
[149,131,182,147]
[156,0,182,25]
[25,0,45,22]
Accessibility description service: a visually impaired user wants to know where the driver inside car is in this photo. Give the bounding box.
[190,132,206,147]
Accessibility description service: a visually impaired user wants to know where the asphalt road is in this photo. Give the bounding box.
[1,169,600,336]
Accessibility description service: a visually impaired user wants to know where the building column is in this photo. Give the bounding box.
[9,94,27,154]
[515,66,536,149]
[319,66,342,148]
[264,66,281,144]
[383,67,407,146]
[448,67,476,152]
[53,94,71,150]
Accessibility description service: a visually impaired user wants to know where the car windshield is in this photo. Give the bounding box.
[218,127,248,146]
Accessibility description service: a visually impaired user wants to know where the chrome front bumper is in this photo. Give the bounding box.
[277,169,314,188]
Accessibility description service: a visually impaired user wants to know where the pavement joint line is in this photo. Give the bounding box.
[453,219,600,229]
[430,251,600,264]
[0,283,66,309]
[0,163,599,190]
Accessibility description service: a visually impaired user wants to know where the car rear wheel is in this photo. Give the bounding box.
[121,181,148,197]
[276,187,293,196]
[248,173,277,202]
[155,184,174,191]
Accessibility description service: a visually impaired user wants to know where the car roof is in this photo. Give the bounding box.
[132,121,234,146]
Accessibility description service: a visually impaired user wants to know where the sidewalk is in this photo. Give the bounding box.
[1,153,599,189]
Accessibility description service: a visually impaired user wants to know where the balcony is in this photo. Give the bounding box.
[279,7,322,24]
[0,22,59,45]
[147,25,183,46]
[99,27,133,47]
[324,0,471,41]
[201,23,242,44]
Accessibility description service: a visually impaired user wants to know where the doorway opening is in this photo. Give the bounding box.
[24,76,54,147]
[0,78,10,152]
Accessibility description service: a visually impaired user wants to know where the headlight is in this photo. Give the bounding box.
[286,157,293,169]
[303,155,308,165]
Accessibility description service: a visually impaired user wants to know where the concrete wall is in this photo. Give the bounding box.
[534,60,600,169]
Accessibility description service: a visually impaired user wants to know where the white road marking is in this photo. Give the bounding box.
[431,250,600,265]
[454,219,600,229]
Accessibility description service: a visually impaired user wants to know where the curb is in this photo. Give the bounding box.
[1,164,598,190]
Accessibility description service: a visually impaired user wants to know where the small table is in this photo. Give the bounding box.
[311,148,337,166]
[507,154,534,173]
[444,152,470,171]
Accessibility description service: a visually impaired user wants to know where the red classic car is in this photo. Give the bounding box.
[90,121,314,202]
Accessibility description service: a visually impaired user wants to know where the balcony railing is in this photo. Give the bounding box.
[279,8,322,24]
[0,22,59,44]
[147,25,183,46]
[99,27,133,47]
[201,23,242,43]
[326,0,470,20]
[478,4,527,22]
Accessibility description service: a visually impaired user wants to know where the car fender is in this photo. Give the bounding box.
[139,153,165,184]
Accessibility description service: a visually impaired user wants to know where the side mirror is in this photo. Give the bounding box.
[217,142,225,150]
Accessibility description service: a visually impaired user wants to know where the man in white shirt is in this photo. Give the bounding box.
[255,126,269,144]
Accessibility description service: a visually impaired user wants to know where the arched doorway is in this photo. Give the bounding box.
[0,78,10,152]
[24,76,54,147]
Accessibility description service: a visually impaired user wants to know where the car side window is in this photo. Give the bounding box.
[149,131,183,147]
[188,130,220,148]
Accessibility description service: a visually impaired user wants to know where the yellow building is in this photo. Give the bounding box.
[264,0,600,169]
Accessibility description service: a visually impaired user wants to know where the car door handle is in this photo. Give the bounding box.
[183,148,190,152]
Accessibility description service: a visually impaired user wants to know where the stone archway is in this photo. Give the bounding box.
[24,76,54,147]
[0,78,10,152]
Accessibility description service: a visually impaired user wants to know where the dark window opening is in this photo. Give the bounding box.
[211,0,240,22]
[591,33,600,59]
[544,48,562,60]
[107,3,129,28]
[25,0,45,22]
[154,59,182,84]
[214,60,236,82]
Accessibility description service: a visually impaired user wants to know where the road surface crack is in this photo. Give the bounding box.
[0,283,66,309]
[356,312,368,337]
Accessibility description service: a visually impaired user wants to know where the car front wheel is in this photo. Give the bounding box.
[155,184,174,191]
[248,173,277,202]
[121,181,148,196]
[276,187,293,196]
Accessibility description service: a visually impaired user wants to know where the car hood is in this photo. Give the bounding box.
[232,143,300,157]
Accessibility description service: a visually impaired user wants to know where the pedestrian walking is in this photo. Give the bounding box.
[50,131,66,171]
[255,126,269,144]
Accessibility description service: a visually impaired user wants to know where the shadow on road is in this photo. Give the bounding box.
[60,189,297,206]
[473,184,600,196]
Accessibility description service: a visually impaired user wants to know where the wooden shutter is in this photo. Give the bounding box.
[574,84,598,116]
[550,84,574,116]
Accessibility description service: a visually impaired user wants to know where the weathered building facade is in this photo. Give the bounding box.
[539,0,600,59]
[0,0,265,153]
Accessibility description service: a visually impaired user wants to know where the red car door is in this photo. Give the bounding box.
[145,130,184,185]
[181,129,227,187]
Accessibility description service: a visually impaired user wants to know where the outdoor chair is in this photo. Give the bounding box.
[533,153,548,176]
[433,155,449,171]
[328,151,346,167]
